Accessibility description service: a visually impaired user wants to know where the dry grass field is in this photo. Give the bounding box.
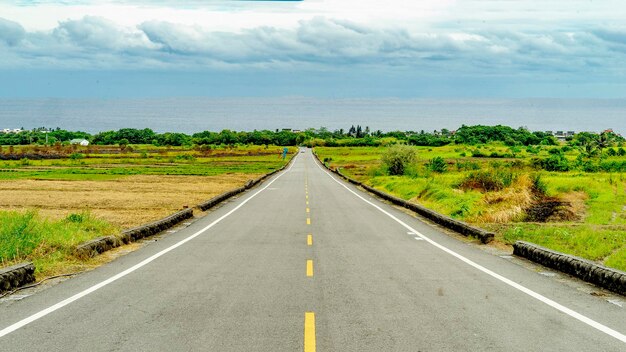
[0,145,293,278]
[0,174,260,228]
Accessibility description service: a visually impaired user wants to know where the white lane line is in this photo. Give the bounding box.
[315,159,626,344]
[0,155,299,339]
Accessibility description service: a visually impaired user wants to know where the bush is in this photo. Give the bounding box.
[69,153,85,160]
[425,156,447,173]
[471,149,486,157]
[540,154,571,171]
[460,169,515,191]
[381,145,416,176]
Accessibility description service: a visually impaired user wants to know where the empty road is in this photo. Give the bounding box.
[1,149,625,351]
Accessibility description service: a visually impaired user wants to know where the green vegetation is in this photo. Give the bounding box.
[0,210,118,276]
[0,145,292,181]
[316,142,626,272]
[381,145,416,176]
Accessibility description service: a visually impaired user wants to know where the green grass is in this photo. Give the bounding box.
[316,145,626,272]
[500,224,625,263]
[0,210,119,276]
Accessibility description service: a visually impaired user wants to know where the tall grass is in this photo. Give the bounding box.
[501,224,626,271]
[0,210,118,275]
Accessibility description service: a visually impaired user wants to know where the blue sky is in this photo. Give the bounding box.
[1,0,625,98]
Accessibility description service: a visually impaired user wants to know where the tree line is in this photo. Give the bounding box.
[0,125,623,148]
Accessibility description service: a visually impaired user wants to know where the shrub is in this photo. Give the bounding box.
[618,147,626,156]
[540,154,571,171]
[382,145,416,176]
[425,156,447,173]
[460,169,515,191]
[69,153,85,160]
[471,149,486,157]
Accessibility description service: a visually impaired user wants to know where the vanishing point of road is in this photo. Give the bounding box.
[1,149,625,351]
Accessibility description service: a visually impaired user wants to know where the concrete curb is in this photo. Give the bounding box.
[314,152,494,244]
[513,241,626,296]
[75,208,194,258]
[0,262,35,293]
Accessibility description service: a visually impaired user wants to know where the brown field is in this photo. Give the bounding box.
[0,174,261,229]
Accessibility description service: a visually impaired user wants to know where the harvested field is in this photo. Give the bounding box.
[0,174,261,228]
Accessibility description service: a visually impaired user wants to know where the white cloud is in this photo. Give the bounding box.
[0,17,25,46]
[0,13,623,78]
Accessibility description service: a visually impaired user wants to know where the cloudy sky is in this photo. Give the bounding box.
[1,0,625,98]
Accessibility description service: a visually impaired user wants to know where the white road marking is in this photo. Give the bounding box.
[607,299,623,308]
[499,255,514,259]
[414,237,424,241]
[316,159,626,344]
[539,272,557,277]
[0,155,299,339]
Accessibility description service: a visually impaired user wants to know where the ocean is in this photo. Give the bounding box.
[0,97,624,135]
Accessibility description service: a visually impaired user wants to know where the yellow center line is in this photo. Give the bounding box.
[304,312,316,352]
[306,201,309,205]
[307,234,313,246]
[306,260,314,277]
[306,208,310,213]
[306,195,309,199]
[306,218,311,225]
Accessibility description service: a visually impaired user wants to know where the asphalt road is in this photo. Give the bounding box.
[1,148,625,351]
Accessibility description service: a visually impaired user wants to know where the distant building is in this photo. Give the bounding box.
[1,128,22,134]
[70,139,90,146]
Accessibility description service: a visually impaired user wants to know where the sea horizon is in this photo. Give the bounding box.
[1,97,624,136]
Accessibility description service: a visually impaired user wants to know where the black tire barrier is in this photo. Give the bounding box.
[513,241,626,296]
[314,152,494,244]
[0,262,35,294]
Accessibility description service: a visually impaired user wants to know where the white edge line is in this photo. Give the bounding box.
[0,154,298,339]
[315,158,626,344]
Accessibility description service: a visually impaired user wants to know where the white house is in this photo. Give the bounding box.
[70,139,90,146]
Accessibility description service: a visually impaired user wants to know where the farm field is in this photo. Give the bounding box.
[316,145,626,271]
[0,145,294,277]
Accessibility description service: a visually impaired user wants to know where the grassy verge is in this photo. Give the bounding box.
[0,210,119,277]
[316,146,626,272]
